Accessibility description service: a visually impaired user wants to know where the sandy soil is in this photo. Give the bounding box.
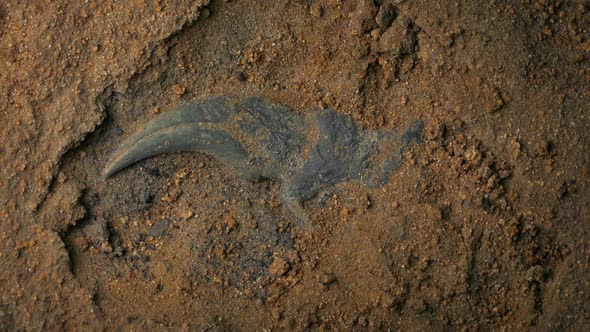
[1,0,589,330]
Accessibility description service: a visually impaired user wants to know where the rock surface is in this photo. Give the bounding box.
[0,0,589,330]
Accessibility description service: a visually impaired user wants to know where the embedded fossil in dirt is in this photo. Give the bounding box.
[104,96,423,222]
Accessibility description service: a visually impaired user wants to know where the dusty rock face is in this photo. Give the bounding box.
[0,0,208,329]
[1,0,589,330]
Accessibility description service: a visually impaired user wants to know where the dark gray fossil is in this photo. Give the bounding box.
[104,96,423,222]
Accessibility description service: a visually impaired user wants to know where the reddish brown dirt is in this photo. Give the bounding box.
[1,0,589,330]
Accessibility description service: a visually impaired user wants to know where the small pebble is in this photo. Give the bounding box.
[171,84,186,96]
[269,257,289,276]
[310,3,323,17]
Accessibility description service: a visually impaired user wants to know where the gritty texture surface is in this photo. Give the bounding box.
[0,0,589,330]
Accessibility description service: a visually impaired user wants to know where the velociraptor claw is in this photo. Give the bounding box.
[104,96,423,225]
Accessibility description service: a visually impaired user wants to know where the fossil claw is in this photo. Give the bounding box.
[104,96,423,225]
[103,96,249,178]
